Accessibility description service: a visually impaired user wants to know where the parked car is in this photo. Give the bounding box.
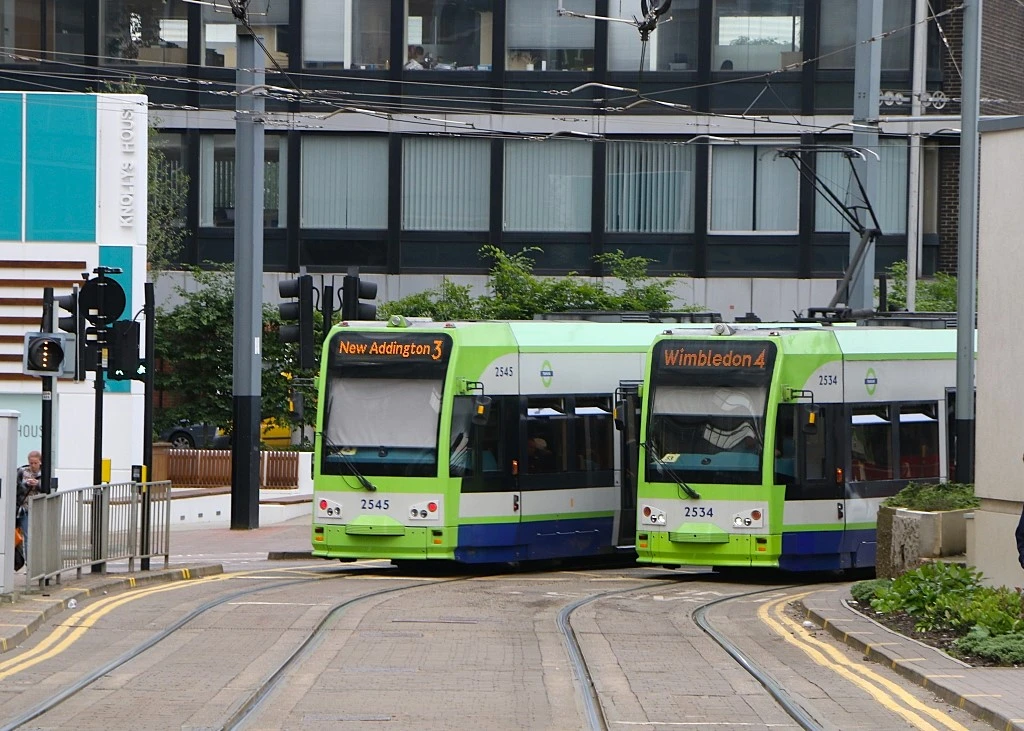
[158,422,224,449]
[206,419,296,449]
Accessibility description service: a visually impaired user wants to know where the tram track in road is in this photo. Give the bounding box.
[559,580,973,731]
[556,581,822,731]
[0,566,468,731]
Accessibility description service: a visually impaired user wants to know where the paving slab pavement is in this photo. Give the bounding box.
[801,588,1024,731]
[5,519,1024,731]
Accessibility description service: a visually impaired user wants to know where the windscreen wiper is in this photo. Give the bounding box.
[640,440,701,499]
[319,433,378,492]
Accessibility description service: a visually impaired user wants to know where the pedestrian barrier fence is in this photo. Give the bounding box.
[167,449,299,489]
[24,481,172,590]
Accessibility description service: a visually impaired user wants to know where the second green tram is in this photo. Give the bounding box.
[634,325,963,572]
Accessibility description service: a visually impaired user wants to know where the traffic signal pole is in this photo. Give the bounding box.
[40,288,54,494]
[231,28,264,530]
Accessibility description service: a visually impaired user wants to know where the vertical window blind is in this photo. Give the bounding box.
[605,141,695,233]
[504,139,592,231]
[710,144,798,233]
[301,136,388,229]
[402,137,490,231]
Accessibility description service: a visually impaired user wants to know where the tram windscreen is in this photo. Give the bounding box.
[321,332,452,477]
[647,339,776,485]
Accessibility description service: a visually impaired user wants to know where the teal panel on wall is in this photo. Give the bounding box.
[0,95,22,240]
[100,246,134,394]
[26,94,96,241]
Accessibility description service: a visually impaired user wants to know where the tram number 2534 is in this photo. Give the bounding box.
[682,506,714,517]
[361,499,391,510]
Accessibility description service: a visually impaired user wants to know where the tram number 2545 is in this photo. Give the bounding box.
[361,499,390,510]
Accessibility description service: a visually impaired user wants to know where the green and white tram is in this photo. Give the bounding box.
[311,318,680,564]
[634,324,962,572]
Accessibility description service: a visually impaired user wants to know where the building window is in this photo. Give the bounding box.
[404,0,493,70]
[504,139,592,232]
[1,0,85,61]
[506,0,593,71]
[712,0,803,72]
[100,1,189,65]
[303,0,390,70]
[606,141,695,233]
[202,3,289,67]
[199,134,287,228]
[608,0,698,71]
[710,144,798,233]
[402,137,490,231]
[151,132,188,229]
[301,136,388,229]
[819,0,912,71]
[814,138,908,234]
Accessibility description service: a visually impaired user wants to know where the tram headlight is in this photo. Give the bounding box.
[318,499,342,519]
[409,500,441,521]
[641,505,666,526]
[731,508,764,529]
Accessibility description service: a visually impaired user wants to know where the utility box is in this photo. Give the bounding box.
[0,410,20,594]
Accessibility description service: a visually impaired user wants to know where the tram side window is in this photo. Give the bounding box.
[527,398,568,474]
[898,402,940,478]
[449,396,501,477]
[803,405,828,481]
[773,404,796,484]
[574,397,614,472]
[851,405,893,481]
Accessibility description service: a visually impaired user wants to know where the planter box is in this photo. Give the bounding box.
[907,507,971,558]
[876,505,970,578]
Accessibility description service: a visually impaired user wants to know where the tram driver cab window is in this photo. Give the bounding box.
[449,396,500,477]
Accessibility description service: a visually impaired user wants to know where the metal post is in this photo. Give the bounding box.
[231,28,264,530]
[905,0,929,311]
[955,0,981,483]
[141,282,154,569]
[40,288,54,494]
[91,275,105,573]
[847,0,882,310]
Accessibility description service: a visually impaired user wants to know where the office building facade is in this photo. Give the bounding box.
[1,1,1021,314]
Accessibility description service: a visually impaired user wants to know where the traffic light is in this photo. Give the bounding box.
[108,320,141,381]
[23,333,68,376]
[279,274,314,369]
[342,269,377,321]
[55,286,85,380]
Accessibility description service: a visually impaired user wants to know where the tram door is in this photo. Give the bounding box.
[614,383,642,547]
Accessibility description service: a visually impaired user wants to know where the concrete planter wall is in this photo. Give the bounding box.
[876,505,971,579]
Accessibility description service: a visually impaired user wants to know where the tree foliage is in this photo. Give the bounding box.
[379,246,695,320]
[883,260,958,312]
[154,268,317,442]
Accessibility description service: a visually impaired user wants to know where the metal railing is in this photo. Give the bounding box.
[167,449,299,489]
[24,481,171,590]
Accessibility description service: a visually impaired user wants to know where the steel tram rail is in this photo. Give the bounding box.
[558,581,822,731]
[0,570,467,731]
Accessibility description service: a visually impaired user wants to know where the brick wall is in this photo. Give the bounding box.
[935,0,1024,274]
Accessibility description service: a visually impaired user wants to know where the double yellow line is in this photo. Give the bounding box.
[760,591,968,731]
[0,565,331,680]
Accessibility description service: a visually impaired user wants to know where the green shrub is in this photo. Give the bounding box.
[871,561,982,631]
[850,579,890,605]
[882,482,980,512]
[944,587,1024,635]
[955,628,1024,665]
